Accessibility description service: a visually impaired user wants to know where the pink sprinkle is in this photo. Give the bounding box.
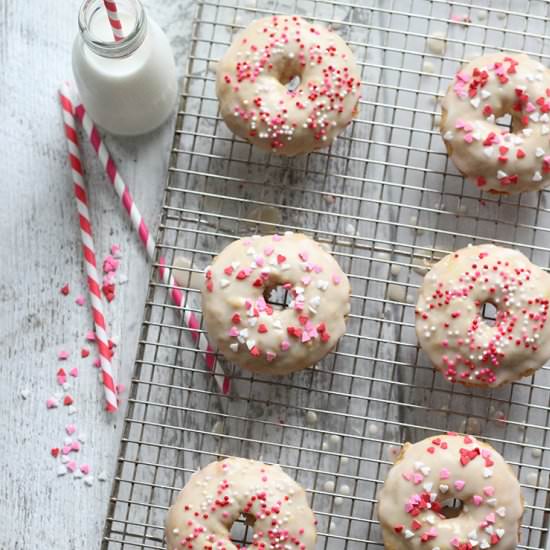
[86,331,96,342]
[412,473,423,484]
[65,424,77,436]
[483,486,495,497]
[298,251,309,262]
[280,340,290,351]
[402,472,412,481]
[66,460,77,473]
[58,350,70,360]
[103,255,120,274]
[228,326,239,337]
[75,295,85,306]
[454,480,465,491]
[272,234,282,241]
[110,244,122,257]
[332,274,341,285]
[264,246,274,256]
[526,102,536,113]
[71,441,81,452]
[481,449,491,458]
[266,351,276,362]
[69,367,79,378]
[463,133,474,144]
[455,118,466,129]
[62,445,72,455]
[439,467,450,480]
[92,358,101,368]
[116,383,126,394]
[450,537,460,548]
[80,464,91,475]
[472,495,483,506]
[486,512,496,524]
[301,276,312,286]
[46,398,58,409]
[456,71,470,83]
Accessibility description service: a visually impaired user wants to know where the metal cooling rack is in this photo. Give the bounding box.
[102,0,550,548]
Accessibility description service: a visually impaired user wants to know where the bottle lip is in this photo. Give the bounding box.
[78,0,147,58]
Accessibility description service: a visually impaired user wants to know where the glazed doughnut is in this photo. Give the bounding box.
[377,433,523,550]
[441,52,550,194]
[216,15,361,155]
[202,232,350,375]
[415,244,550,387]
[165,457,317,550]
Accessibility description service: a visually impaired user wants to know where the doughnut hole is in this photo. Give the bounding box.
[439,498,464,519]
[264,283,292,309]
[273,57,303,93]
[480,301,498,327]
[229,513,256,545]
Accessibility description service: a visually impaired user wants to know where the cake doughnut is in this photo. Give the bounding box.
[165,457,317,550]
[415,244,550,387]
[216,15,361,155]
[377,433,523,550]
[441,52,550,194]
[202,232,350,375]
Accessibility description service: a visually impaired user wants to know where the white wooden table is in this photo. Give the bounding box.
[0,1,192,546]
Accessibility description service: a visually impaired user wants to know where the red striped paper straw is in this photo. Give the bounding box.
[103,0,124,42]
[73,99,231,395]
[59,83,119,412]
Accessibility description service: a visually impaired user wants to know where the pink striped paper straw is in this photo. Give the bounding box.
[103,0,124,42]
[59,83,119,412]
[73,98,231,395]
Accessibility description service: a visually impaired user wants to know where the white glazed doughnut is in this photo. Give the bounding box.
[165,457,317,550]
[216,15,361,155]
[441,52,550,194]
[377,433,523,550]
[415,244,550,387]
[202,232,350,375]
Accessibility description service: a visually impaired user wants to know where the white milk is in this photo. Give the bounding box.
[72,0,178,136]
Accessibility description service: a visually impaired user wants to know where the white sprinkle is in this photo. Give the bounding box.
[427,32,446,55]
[443,130,454,141]
[84,475,94,486]
[533,171,543,182]
[212,421,224,435]
[340,484,351,495]
[20,389,30,400]
[404,529,415,539]
[422,61,435,74]
[470,97,481,109]
[305,411,318,425]
[229,342,239,352]
[57,465,67,476]
[344,223,356,236]
[496,507,506,517]
[220,278,230,288]
[98,470,108,482]
[73,469,83,479]
[532,447,542,458]
[497,170,507,179]
[481,89,491,99]
[68,405,78,416]
[368,423,379,435]
[118,273,128,285]
[324,480,335,492]
[387,284,406,302]
[542,126,550,135]
[439,484,449,493]
[78,433,87,444]
[536,147,545,158]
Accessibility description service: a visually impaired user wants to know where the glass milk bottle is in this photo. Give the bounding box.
[72,0,178,135]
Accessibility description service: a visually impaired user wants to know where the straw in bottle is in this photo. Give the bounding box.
[103,0,124,42]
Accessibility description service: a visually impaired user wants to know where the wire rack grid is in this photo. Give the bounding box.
[102,0,550,548]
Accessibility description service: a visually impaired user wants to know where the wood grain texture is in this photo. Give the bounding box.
[0,0,194,547]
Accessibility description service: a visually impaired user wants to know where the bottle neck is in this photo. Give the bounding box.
[78,0,147,59]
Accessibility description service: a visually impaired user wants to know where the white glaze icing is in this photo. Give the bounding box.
[377,434,523,550]
[415,244,550,387]
[202,232,350,375]
[165,457,317,550]
[441,52,550,193]
[216,15,361,155]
